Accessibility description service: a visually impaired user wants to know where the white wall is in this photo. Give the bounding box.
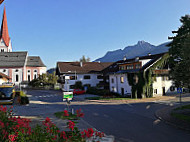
[0,69,8,76]
[153,76,176,97]
[140,59,151,66]
[109,74,131,96]
[0,39,12,52]
[62,73,103,91]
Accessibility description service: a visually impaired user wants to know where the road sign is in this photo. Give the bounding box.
[177,88,183,93]
[63,92,73,99]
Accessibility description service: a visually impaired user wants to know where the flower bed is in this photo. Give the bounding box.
[0,105,105,142]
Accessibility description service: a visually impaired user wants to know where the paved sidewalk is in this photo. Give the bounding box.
[155,103,190,131]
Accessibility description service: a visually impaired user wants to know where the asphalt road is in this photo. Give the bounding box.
[9,90,190,142]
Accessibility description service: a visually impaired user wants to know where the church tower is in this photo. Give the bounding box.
[0,7,12,52]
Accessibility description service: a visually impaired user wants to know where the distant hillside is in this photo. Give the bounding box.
[94,41,170,62]
[47,68,56,74]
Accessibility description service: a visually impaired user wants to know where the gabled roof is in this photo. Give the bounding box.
[0,72,11,79]
[0,52,27,67]
[26,56,46,67]
[118,53,165,65]
[0,7,10,47]
[57,62,113,74]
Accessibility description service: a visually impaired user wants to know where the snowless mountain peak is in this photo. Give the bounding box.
[94,41,170,62]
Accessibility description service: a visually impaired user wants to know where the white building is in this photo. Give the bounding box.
[56,62,113,91]
[109,53,176,98]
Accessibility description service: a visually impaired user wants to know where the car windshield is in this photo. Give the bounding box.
[0,87,14,97]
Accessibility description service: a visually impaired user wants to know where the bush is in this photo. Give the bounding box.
[86,87,109,96]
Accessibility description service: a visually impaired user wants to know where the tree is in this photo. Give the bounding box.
[168,15,190,88]
[29,73,58,87]
[79,55,90,62]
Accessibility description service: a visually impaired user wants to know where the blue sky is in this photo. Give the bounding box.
[1,0,190,69]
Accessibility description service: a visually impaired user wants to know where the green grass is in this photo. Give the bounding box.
[54,111,79,120]
[171,112,190,123]
[174,104,190,110]
[85,96,132,100]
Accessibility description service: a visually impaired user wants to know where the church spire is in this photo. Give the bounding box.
[0,6,10,47]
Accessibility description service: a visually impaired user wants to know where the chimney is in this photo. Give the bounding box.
[80,61,83,67]
[135,56,139,62]
[123,55,126,61]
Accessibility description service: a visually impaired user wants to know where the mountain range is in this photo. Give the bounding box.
[94,41,170,62]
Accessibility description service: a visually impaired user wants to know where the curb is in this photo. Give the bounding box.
[155,106,190,132]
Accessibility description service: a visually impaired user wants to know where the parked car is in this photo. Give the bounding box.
[73,89,85,95]
[0,84,15,104]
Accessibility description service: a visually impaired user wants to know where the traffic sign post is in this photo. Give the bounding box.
[177,88,183,104]
[63,92,73,112]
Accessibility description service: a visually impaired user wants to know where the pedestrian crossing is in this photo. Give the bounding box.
[153,100,180,106]
[34,94,58,98]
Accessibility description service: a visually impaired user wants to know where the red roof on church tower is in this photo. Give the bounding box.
[0,7,10,47]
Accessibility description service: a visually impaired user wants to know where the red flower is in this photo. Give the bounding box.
[0,120,5,128]
[68,121,75,131]
[60,131,67,140]
[45,117,51,123]
[63,110,69,117]
[76,109,84,117]
[8,135,16,142]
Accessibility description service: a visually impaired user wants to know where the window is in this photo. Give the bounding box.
[120,76,124,83]
[112,87,115,92]
[162,76,169,81]
[119,66,125,70]
[84,75,91,79]
[3,69,6,72]
[126,65,133,70]
[34,70,37,72]
[28,75,30,82]
[16,74,19,82]
[97,75,103,79]
[15,69,18,72]
[111,78,114,83]
[1,49,4,52]
[28,70,30,73]
[34,74,37,79]
[170,86,175,92]
[70,76,77,80]
[154,89,157,94]
[135,64,141,69]
[70,85,75,89]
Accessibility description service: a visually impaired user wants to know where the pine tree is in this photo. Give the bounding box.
[168,15,190,88]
